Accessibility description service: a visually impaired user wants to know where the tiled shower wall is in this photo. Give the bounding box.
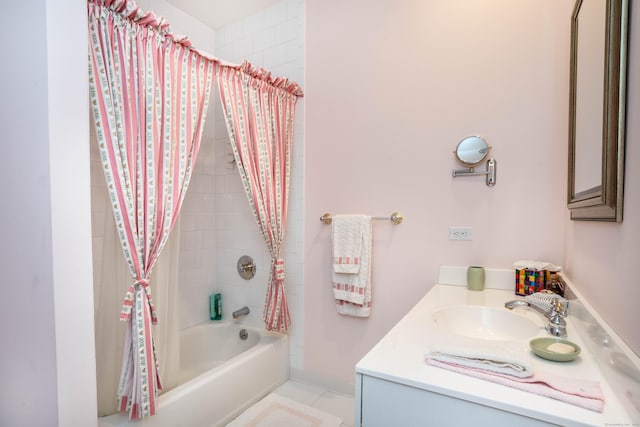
[213,0,305,370]
[178,108,217,329]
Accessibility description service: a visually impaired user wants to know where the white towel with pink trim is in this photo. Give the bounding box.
[331,215,373,317]
[332,215,366,273]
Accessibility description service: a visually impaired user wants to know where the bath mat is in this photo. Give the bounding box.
[227,393,342,427]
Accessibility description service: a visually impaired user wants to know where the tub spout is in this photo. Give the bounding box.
[232,306,250,319]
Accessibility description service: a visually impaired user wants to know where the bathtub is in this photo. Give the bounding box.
[99,322,289,427]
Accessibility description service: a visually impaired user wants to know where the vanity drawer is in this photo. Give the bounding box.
[358,374,557,427]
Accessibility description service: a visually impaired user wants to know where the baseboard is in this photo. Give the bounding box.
[289,368,355,396]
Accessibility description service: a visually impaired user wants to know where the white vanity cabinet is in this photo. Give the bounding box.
[356,373,555,427]
[353,273,638,427]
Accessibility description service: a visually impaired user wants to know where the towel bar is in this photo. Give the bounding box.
[320,212,403,225]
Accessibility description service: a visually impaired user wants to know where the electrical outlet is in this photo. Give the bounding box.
[449,226,473,241]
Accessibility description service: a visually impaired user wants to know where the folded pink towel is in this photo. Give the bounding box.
[426,359,604,413]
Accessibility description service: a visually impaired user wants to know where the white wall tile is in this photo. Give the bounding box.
[224,173,245,193]
[275,20,298,44]
[222,21,244,44]
[234,36,253,60]
[286,0,304,21]
[265,2,287,26]
[215,118,232,139]
[264,44,287,68]
[285,39,303,64]
[244,13,267,34]
[253,27,276,52]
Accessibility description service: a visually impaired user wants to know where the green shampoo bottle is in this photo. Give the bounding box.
[210,293,222,320]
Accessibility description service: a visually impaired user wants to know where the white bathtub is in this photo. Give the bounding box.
[99,322,289,427]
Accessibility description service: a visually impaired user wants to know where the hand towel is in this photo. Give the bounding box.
[426,359,604,413]
[332,215,365,274]
[331,215,373,317]
[426,341,535,378]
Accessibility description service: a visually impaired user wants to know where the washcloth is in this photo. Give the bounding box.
[332,215,366,274]
[331,215,373,317]
[426,341,535,378]
[513,260,562,272]
[525,291,569,313]
[426,359,604,413]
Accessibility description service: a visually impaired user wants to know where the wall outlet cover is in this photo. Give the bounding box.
[449,226,473,241]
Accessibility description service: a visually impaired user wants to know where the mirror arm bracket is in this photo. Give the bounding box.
[452,158,497,187]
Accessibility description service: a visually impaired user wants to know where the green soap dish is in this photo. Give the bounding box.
[530,337,581,362]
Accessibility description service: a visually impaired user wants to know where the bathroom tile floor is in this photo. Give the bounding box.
[232,379,355,427]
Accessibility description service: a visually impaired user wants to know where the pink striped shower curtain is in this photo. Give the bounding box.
[88,0,214,419]
[217,63,302,332]
[88,0,303,418]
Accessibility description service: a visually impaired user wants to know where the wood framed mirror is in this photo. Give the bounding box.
[568,0,628,221]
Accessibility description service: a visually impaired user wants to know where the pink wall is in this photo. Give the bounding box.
[564,2,640,357]
[304,0,574,386]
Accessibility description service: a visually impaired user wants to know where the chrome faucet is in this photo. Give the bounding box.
[504,298,567,337]
[232,306,250,319]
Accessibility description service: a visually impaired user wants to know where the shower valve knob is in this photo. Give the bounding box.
[237,255,256,280]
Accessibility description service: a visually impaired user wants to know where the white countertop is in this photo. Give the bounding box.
[355,283,637,426]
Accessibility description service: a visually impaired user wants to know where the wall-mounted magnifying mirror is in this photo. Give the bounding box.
[455,136,490,165]
[452,136,497,187]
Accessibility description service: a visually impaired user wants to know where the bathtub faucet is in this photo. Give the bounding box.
[232,306,250,319]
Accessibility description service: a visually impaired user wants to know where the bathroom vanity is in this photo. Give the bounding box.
[354,267,640,427]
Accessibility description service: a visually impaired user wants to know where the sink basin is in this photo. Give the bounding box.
[432,305,540,341]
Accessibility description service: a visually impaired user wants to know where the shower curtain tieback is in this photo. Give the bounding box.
[275,259,285,280]
[266,257,288,330]
[121,278,156,321]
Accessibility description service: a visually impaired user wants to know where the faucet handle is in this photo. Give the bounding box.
[551,298,567,317]
[548,298,567,330]
[546,298,568,337]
